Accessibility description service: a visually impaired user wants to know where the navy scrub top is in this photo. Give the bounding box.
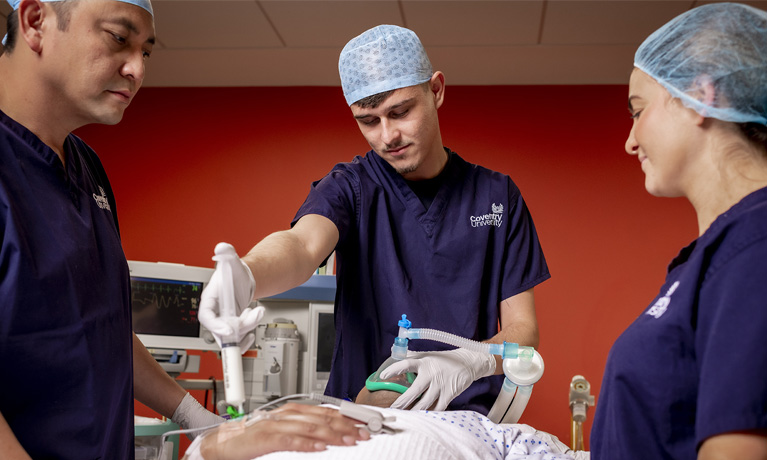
[0,110,134,459]
[591,187,767,459]
[293,149,550,413]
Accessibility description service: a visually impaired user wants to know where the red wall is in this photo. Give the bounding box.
[77,84,697,451]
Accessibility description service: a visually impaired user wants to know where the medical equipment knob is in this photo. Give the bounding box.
[569,375,595,423]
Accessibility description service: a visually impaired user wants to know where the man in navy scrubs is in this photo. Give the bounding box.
[0,1,369,457]
[200,25,549,415]
[0,1,228,457]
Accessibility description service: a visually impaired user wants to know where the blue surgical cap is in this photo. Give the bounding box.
[3,0,153,45]
[635,2,767,125]
[5,0,153,17]
[339,25,433,106]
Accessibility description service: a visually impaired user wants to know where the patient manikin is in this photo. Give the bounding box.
[184,378,590,460]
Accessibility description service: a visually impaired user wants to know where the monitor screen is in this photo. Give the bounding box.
[315,312,335,373]
[131,276,202,338]
[307,302,335,393]
[129,260,219,351]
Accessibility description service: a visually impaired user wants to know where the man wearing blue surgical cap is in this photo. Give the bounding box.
[0,1,220,457]
[0,2,370,458]
[200,25,549,415]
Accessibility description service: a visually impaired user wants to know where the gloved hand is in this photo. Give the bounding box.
[380,348,496,411]
[171,393,225,439]
[198,242,263,351]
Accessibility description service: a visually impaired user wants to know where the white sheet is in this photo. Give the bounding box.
[185,407,590,460]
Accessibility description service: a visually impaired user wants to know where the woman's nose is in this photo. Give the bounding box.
[625,125,638,155]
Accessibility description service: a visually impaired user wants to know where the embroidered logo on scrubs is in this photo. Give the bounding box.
[646,281,680,319]
[470,203,504,228]
[92,186,111,211]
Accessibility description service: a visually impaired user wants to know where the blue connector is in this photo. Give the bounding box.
[502,342,520,359]
[391,314,412,359]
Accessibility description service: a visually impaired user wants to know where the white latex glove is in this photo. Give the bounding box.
[198,242,263,351]
[379,348,496,411]
[171,393,225,439]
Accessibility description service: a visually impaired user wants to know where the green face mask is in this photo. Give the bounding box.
[365,371,416,394]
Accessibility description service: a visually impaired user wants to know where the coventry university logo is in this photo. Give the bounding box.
[92,186,111,211]
[470,203,504,228]
[646,281,680,319]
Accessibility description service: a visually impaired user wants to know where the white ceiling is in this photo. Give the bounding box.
[2,0,766,87]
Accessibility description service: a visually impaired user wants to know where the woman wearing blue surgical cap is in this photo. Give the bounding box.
[591,3,767,459]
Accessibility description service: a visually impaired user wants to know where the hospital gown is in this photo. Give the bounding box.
[185,408,590,460]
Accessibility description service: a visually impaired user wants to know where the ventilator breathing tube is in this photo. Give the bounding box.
[390,314,544,424]
[400,326,506,356]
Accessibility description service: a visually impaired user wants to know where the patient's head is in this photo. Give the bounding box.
[355,373,437,410]
[356,385,400,407]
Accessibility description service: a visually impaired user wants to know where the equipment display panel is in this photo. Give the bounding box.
[129,260,219,351]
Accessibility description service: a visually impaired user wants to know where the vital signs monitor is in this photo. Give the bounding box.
[129,260,219,351]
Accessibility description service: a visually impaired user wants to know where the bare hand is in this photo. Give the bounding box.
[199,403,371,460]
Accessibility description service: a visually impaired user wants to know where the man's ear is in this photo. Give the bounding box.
[16,0,46,53]
[430,71,445,110]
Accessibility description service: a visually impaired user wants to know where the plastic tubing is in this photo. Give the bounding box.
[394,316,541,425]
[502,384,533,424]
[487,378,517,423]
[393,318,540,424]
[403,328,505,356]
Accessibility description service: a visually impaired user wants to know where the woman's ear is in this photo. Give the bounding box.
[687,74,716,125]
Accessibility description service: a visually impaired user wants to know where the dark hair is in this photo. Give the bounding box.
[3,2,75,54]
[738,122,767,152]
[354,90,396,109]
[3,11,19,53]
[352,82,431,109]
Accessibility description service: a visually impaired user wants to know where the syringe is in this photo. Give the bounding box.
[213,243,246,415]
